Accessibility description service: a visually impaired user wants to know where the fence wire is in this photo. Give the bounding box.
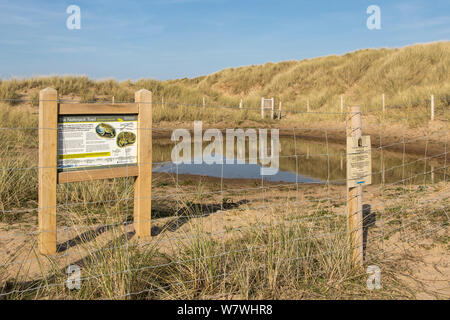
[0,95,448,300]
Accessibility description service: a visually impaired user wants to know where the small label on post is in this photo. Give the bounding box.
[346,136,372,188]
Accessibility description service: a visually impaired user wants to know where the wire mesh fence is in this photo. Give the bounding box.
[0,93,448,299]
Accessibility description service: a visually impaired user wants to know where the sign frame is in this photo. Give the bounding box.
[38,88,152,255]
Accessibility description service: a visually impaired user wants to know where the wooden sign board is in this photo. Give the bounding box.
[346,135,372,188]
[58,115,138,172]
[38,88,152,255]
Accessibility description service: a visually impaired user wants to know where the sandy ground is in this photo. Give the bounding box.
[1,175,448,299]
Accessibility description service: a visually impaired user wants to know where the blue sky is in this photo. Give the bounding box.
[0,0,449,80]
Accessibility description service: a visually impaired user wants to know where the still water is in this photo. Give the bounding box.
[151,137,446,185]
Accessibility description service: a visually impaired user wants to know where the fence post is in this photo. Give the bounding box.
[38,88,58,255]
[162,96,165,109]
[261,97,264,118]
[278,101,282,120]
[112,96,115,104]
[340,95,344,114]
[271,98,274,119]
[347,105,364,267]
[431,165,435,184]
[431,95,435,121]
[382,93,385,113]
[239,99,243,109]
[134,89,152,238]
[203,96,206,108]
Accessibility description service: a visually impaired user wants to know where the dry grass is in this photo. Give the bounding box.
[1,42,448,121]
[0,42,449,299]
[0,199,416,300]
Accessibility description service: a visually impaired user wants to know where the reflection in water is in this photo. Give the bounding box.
[154,156,322,183]
[151,137,446,185]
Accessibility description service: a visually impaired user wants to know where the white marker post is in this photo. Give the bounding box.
[431,95,435,121]
[261,97,265,118]
[271,98,274,119]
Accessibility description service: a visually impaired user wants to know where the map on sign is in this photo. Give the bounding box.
[57,115,137,172]
[346,136,372,188]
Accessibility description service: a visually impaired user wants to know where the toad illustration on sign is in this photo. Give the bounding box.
[117,132,136,148]
[95,123,116,138]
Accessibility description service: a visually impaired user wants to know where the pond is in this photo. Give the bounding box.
[151,136,447,185]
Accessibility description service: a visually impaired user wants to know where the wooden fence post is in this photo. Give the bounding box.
[347,105,364,267]
[239,99,243,109]
[112,96,115,104]
[278,101,282,120]
[271,98,274,119]
[134,89,152,238]
[340,95,344,114]
[38,88,58,255]
[261,97,264,118]
[203,96,206,109]
[431,95,435,121]
[431,165,435,184]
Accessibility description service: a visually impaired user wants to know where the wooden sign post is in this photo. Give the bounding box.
[38,88,58,255]
[134,90,152,238]
[346,105,366,267]
[38,88,152,255]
